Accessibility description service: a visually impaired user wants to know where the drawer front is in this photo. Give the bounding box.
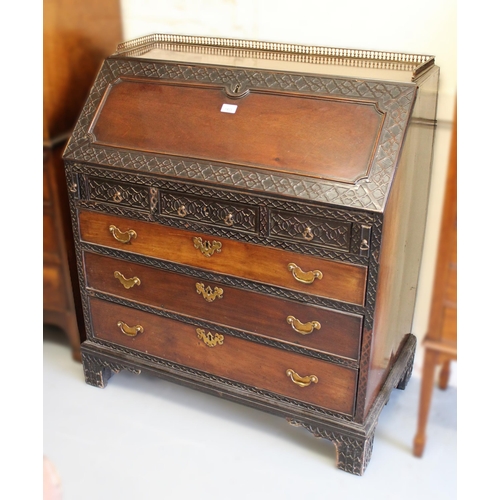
[89,297,357,415]
[79,210,367,306]
[84,252,363,361]
[87,176,150,210]
[159,190,258,234]
[269,209,351,252]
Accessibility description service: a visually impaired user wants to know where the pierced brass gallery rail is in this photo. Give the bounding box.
[287,263,323,284]
[117,321,143,337]
[286,316,321,335]
[196,328,224,347]
[109,225,137,244]
[196,283,224,302]
[114,271,141,289]
[193,237,222,257]
[286,369,318,388]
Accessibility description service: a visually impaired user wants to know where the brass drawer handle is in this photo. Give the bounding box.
[177,205,187,217]
[286,316,321,335]
[302,227,314,241]
[196,328,224,347]
[287,263,323,284]
[196,283,223,302]
[193,237,222,257]
[286,369,318,388]
[117,321,143,337]
[113,190,123,203]
[109,225,137,244]
[114,271,141,289]
[360,239,370,251]
[224,213,234,227]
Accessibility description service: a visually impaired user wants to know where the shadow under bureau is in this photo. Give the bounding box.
[63,34,439,475]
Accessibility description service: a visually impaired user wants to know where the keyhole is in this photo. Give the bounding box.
[233,83,241,93]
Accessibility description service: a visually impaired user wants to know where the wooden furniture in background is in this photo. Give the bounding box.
[413,106,457,457]
[43,0,122,360]
[63,35,439,474]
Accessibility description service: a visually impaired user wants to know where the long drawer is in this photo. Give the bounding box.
[89,297,358,415]
[79,210,367,305]
[84,251,363,361]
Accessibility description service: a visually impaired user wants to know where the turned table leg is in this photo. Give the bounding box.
[413,348,439,457]
[438,360,451,390]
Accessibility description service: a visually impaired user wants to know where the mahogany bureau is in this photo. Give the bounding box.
[63,34,439,475]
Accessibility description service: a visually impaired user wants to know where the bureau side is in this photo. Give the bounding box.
[363,67,440,417]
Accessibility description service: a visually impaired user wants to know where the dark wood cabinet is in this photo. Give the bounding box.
[63,34,439,474]
[43,0,122,360]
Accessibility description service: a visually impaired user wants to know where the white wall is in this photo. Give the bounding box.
[119,0,457,382]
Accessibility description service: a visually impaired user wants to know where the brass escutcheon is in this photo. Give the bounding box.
[286,369,318,388]
[109,225,137,244]
[287,263,323,284]
[196,283,224,302]
[117,321,143,337]
[193,237,222,257]
[286,316,321,335]
[114,271,141,289]
[196,328,224,347]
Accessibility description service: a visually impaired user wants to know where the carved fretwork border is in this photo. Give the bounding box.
[70,162,374,265]
[87,290,359,369]
[63,57,417,212]
[71,162,375,224]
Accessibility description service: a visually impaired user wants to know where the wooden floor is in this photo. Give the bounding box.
[43,325,456,499]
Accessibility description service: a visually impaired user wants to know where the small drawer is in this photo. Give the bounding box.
[269,209,352,252]
[87,176,150,210]
[89,297,358,415]
[79,210,368,306]
[159,190,258,234]
[84,252,363,361]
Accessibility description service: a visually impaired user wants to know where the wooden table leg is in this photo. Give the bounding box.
[413,348,439,457]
